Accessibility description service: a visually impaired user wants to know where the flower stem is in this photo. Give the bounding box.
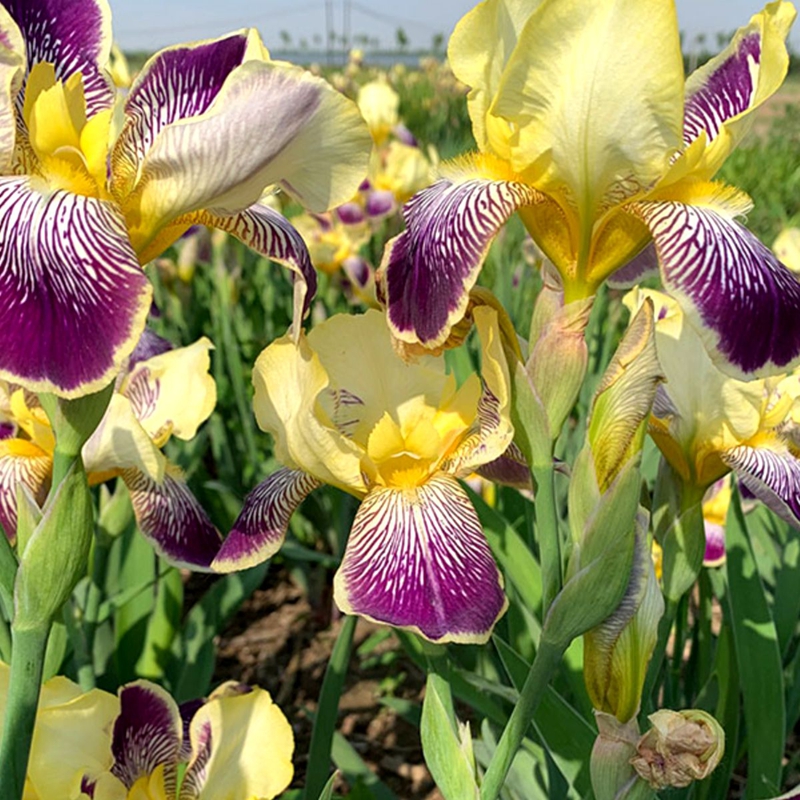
[479,638,565,799]
[0,625,50,800]
[532,462,561,616]
[302,614,357,800]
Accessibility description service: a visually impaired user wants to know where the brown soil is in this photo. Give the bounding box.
[211,568,444,799]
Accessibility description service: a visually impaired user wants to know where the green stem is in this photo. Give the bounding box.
[74,533,112,690]
[302,614,357,800]
[532,462,561,617]
[641,598,677,717]
[0,613,11,663]
[0,625,50,800]
[479,638,565,799]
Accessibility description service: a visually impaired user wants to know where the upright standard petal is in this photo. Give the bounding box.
[632,189,800,377]
[722,443,800,528]
[683,1,795,176]
[110,681,182,791]
[212,467,321,572]
[334,473,507,643]
[379,163,542,347]
[3,0,114,115]
[182,687,294,800]
[124,56,370,254]
[448,0,542,156]
[122,466,222,571]
[493,0,683,215]
[0,178,152,397]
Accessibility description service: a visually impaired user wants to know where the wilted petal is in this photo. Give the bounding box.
[110,681,181,790]
[721,443,800,529]
[633,192,800,377]
[0,438,50,538]
[122,466,222,570]
[379,172,542,347]
[182,687,294,800]
[201,203,317,329]
[0,178,152,397]
[683,2,794,175]
[212,468,321,572]
[4,0,114,115]
[334,473,507,643]
[126,56,370,252]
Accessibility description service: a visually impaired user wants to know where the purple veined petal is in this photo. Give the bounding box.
[476,441,532,490]
[177,698,204,764]
[333,473,508,644]
[111,680,182,791]
[4,0,114,116]
[180,712,212,800]
[703,520,726,567]
[0,177,152,397]
[204,203,318,331]
[632,199,800,377]
[122,465,222,571]
[0,442,51,539]
[212,467,321,573]
[683,33,761,148]
[113,32,251,179]
[607,243,660,290]
[379,177,542,348]
[722,444,800,529]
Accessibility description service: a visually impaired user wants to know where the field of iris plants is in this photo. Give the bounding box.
[2,0,800,798]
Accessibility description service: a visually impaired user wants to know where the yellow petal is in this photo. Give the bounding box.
[448,0,542,157]
[120,338,216,443]
[493,0,683,224]
[189,688,294,800]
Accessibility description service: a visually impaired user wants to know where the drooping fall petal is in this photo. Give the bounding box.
[0,178,152,397]
[334,473,507,643]
[212,467,321,572]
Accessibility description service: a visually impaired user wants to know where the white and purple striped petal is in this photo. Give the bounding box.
[0,443,50,539]
[703,520,726,567]
[633,200,800,377]
[113,32,251,179]
[110,680,181,790]
[3,0,114,116]
[212,467,320,572]
[122,466,222,571]
[379,177,541,347]
[683,33,761,148]
[204,203,318,326]
[0,178,152,397]
[722,444,800,529]
[333,473,507,644]
[607,243,660,290]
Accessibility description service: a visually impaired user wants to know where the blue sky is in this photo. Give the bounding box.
[108,0,800,53]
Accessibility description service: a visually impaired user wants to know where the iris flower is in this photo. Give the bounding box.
[378,0,800,379]
[0,0,369,398]
[0,331,222,569]
[627,287,800,530]
[212,307,513,643]
[79,681,293,800]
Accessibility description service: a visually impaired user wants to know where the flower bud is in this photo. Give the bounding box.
[591,712,657,800]
[631,709,725,789]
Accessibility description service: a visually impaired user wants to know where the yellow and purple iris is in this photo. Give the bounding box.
[212,307,513,644]
[378,0,800,379]
[0,330,223,569]
[78,681,293,800]
[0,0,369,399]
[628,287,800,533]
